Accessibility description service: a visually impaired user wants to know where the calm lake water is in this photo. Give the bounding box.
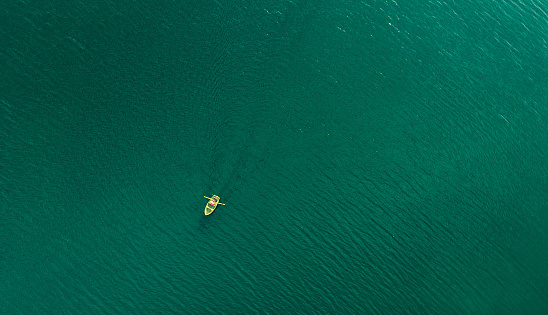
[1,0,547,313]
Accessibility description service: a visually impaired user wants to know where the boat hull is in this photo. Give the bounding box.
[205,195,220,215]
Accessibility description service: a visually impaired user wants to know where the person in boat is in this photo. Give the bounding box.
[209,200,216,205]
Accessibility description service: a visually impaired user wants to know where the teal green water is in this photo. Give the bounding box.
[1,0,547,313]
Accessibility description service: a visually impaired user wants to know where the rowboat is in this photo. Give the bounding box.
[204,195,225,215]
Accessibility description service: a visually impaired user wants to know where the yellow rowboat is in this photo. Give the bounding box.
[204,195,225,215]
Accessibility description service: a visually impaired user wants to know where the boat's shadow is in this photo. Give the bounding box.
[197,213,219,232]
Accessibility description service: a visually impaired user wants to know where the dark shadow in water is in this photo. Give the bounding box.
[206,130,272,202]
[197,213,217,233]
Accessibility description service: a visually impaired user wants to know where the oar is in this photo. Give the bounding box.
[204,196,225,205]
